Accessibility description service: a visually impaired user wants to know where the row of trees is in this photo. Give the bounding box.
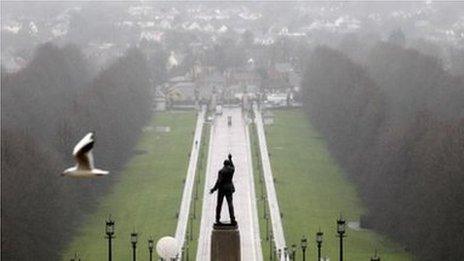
[2,43,154,260]
[302,43,464,260]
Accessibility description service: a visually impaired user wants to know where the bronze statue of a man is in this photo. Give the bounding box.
[210,153,237,225]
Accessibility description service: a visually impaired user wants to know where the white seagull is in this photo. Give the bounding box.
[62,132,109,178]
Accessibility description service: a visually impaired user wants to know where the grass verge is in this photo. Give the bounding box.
[62,111,195,260]
[249,121,273,260]
[264,109,412,261]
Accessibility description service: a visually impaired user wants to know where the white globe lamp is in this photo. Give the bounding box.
[156,236,178,260]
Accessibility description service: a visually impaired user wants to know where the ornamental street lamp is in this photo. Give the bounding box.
[316,230,324,261]
[269,231,274,260]
[337,216,346,261]
[190,214,194,241]
[261,179,265,198]
[265,211,269,241]
[105,216,115,261]
[291,244,297,261]
[263,195,267,218]
[131,232,138,261]
[273,245,277,261]
[148,238,154,261]
[301,235,308,261]
[184,232,190,261]
[185,240,190,261]
[193,195,197,218]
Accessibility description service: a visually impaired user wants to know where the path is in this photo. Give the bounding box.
[254,107,287,261]
[196,107,263,261]
[174,107,205,256]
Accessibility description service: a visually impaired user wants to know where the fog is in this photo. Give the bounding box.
[2,1,464,260]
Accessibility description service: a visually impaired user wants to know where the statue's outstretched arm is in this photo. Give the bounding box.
[228,154,234,168]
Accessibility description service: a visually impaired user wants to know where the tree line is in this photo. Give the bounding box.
[1,43,154,260]
[302,43,464,260]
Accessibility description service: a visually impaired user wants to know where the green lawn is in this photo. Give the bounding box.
[62,111,196,261]
[264,109,412,261]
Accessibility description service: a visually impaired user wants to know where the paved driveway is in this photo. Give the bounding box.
[196,107,263,261]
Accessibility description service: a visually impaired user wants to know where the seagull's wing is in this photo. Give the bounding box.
[73,133,94,155]
[73,133,94,170]
[87,150,95,169]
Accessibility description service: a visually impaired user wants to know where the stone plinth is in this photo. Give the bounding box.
[211,224,240,261]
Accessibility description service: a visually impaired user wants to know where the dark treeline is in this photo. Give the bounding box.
[302,44,464,260]
[1,43,154,260]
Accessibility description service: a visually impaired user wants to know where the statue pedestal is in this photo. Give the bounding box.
[211,224,240,261]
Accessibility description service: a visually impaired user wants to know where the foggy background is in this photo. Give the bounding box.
[2,1,464,260]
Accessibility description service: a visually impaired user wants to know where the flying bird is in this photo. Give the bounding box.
[62,132,109,178]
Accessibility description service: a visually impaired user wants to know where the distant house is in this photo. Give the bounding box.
[165,75,196,102]
[153,89,166,111]
[191,63,217,77]
[227,69,261,87]
[173,82,196,100]
[267,93,288,106]
[226,68,261,95]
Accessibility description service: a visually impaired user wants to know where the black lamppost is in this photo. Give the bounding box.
[261,180,265,199]
[273,245,277,261]
[371,251,380,261]
[148,238,154,261]
[269,231,274,260]
[189,214,194,241]
[291,244,297,261]
[105,216,115,261]
[263,195,267,218]
[185,240,190,261]
[265,211,269,241]
[131,232,138,261]
[193,195,197,219]
[337,216,346,261]
[301,235,307,261]
[316,230,323,261]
